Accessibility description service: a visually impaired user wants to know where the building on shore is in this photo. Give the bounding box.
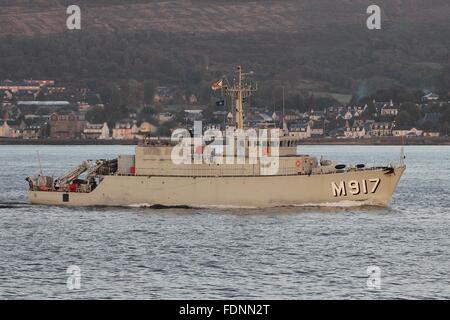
[82,122,110,140]
[112,120,137,140]
[0,120,12,137]
[380,100,398,117]
[0,81,40,93]
[344,123,366,139]
[309,121,325,137]
[112,120,157,140]
[21,126,42,139]
[422,131,440,137]
[392,127,423,137]
[422,92,439,102]
[371,122,394,136]
[288,123,311,139]
[48,112,85,139]
[0,119,25,138]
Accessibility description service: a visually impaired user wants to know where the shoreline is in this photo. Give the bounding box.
[1,137,450,145]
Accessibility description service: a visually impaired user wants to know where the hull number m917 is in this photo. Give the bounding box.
[332,178,380,197]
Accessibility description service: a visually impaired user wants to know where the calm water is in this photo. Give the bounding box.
[0,145,448,299]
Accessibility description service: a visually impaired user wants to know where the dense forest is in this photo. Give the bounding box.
[1,26,449,101]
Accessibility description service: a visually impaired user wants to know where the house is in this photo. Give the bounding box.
[309,110,325,121]
[112,121,157,140]
[392,127,423,137]
[0,81,41,93]
[371,122,394,137]
[21,126,42,139]
[46,86,66,94]
[0,120,12,137]
[380,102,399,117]
[422,92,439,102]
[309,121,324,137]
[423,131,440,137]
[48,112,85,139]
[153,86,177,103]
[0,120,24,138]
[157,112,174,123]
[135,121,157,139]
[284,111,302,121]
[344,124,366,139]
[112,120,138,140]
[82,122,110,140]
[288,123,311,139]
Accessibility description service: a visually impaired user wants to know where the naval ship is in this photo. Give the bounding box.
[26,66,405,207]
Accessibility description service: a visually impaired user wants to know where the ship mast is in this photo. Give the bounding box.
[223,66,257,130]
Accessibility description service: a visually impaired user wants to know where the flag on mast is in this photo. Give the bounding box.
[211,79,223,91]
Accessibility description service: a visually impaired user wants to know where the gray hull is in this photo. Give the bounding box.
[28,166,405,208]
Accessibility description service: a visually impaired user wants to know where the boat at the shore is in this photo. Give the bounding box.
[26,66,405,208]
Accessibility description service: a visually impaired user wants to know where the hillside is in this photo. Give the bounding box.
[1,0,450,36]
[0,0,449,100]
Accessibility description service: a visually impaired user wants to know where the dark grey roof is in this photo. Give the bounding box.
[17,101,70,106]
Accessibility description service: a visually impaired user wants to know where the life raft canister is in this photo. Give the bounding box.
[295,160,301,168]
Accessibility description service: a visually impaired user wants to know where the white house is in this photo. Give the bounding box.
[392,127,423,137]
[423,131,440,137]
[371,122,394,136]
[380,103,399,116]
[422,93,439,102]
[344,125,366,139]
[0,120,12,137]
[112,121,138,140]
[0,120,22,138]
[83,122,110,140]
[288,123,311,139]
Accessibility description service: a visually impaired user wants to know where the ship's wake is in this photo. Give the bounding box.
[127,203,193,209]
[126,200,383,210]
[0,201,31,209]
[289,200,381,208]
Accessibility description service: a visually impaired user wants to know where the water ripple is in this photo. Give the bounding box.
[0,145,449,299]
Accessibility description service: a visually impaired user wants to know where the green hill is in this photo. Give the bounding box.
[0,0,449,100]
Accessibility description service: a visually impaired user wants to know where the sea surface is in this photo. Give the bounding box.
[0,145,448,299]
